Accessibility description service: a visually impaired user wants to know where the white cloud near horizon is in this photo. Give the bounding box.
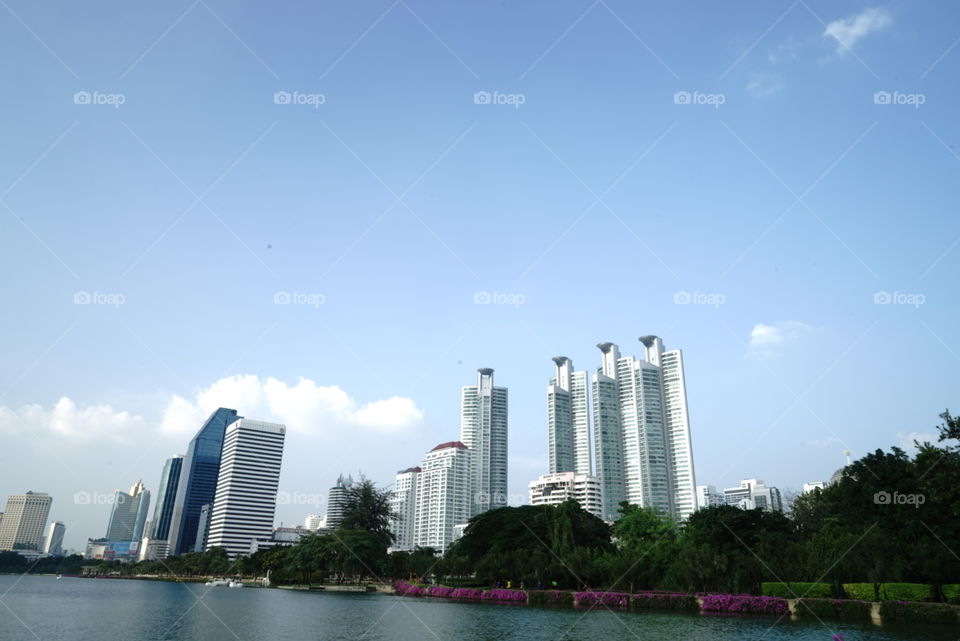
[0,375,425,443]
[824,7,892,54]
[748,320,814,358]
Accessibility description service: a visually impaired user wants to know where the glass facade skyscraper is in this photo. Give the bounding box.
[459,368,508,516]
[151,455,183,541]
[167,408,241,555]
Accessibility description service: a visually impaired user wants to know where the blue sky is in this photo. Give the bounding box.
[1,1,959,549]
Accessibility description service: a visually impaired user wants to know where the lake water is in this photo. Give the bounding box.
[0,575,954,640]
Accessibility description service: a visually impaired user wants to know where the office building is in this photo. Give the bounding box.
[696,484,725,509]
[42,521,66,556]
[0,492,53,551]
[723,479,783,512]
[105,480,151,542]
[325,474,352,529]
[304,514,324,531]
[460,368,508,516]
[388,466,421,551]
[151,455,183,541]
[168,408,241,555]
[206,418,286,559]
[528,472,602,518]
[412,441,471,554]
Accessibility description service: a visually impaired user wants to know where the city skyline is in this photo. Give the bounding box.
[2,2,958,551]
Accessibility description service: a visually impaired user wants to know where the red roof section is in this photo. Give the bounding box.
[430,440,468,452]
[398,466,422,474]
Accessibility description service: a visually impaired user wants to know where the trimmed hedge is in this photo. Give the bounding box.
[880,601,958,624]
[944,584,960,604]
[762,582,832,599]
[631,592,699,611]
[795,598,872,620]
[527,590,573,607]
[842,583,877,601]
[879,583,935,602]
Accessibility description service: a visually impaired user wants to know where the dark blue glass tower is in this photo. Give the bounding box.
[166,408,241,555]
[150,455,183,541]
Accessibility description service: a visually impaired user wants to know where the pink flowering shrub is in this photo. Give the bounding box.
[450,587,484,600]
[426,586,455,598]
[574,591,630,608]
[393,581,426,597]
[482,588,528,602]
[700,594,789,615]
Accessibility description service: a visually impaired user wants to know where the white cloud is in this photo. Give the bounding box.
[897,431,938,452]
[807,435,842,449]
[0,397,149,443]
[748,321,813,358]
[746,72,784,98]
[824,7,892,54]
[159,374,424,437]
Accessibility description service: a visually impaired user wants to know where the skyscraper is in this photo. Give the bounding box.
[43,521,66,556]
[105,480,151,542]
[325,474,352,529]
[0,492,52,551]
[388,466,421,551]
[150,455,183,541]
[547,357,591,475]
[412,442,471,553]
[167,407,241,555]
[206,418,286,559]
[588,337,697,522]
[459,368,508,516]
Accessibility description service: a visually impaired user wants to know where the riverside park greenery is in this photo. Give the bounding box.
[15,410,959,608]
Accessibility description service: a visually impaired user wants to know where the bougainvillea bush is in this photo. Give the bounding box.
[527,590,574,607]
[426,586,455,598]
[630,591,699,611]
[574,591,630,608]
[482,588,528,602]
[393,581,426,597]
[700,594,789,615]
[450,588,484,600]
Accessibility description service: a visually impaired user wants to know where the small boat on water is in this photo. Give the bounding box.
[56,574,62,580]
[204,579,244,588]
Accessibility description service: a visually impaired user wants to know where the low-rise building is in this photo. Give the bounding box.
[723,479,783,512]
[528,472,603,518]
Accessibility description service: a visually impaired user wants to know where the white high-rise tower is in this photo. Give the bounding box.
[547,357,592,475]
[206,418,286,558]
[459,368,508,516]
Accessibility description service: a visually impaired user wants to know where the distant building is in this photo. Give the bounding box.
[528,472,602,517]
[325,474,353,529]
[0,492,53,551]
[304,514,324,531]
[168,408,242,556]
[206,418,286,559]
[413,441,471,554]
[388,466,421,551]
[723,479,783,512]
[194,504,212,552]
[547,357,592,476]
[151,456,183,541]
[84,538,139,562]
[42,521,66,556]
[802,481,826,494]
[696,485,725,509]
[105,481,151,543]
[460,368,508,516]
[138,538,169,562]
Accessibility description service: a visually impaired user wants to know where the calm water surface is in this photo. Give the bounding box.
[0,575,954,641]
